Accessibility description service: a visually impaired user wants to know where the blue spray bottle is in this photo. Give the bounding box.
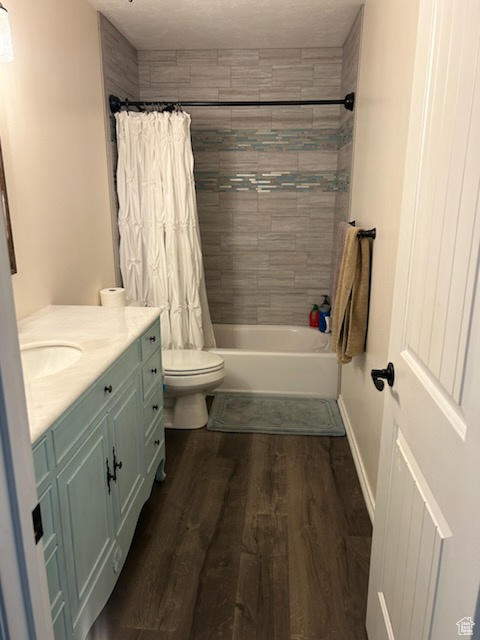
[319,295,331,333]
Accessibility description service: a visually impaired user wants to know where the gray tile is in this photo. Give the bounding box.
[218,88,261,102]
[219,151,260,171]
[271,108,313,129]
[297,191,336,212]
[232,251,270,271]
[179,88,220,102]
[201,237,222,257]
[190,65,231,88]
[260,88,302,101]
[233,213,271,233]
[189,107,232,129]
[298,151,338,171]
[150,65,191,86]
[269,251,308,269]
[305,251,334,267]
[257,308,294,325]
[138,50,177,63]
[258,232,296,251]
[270,292,313,309]
[271,216,310,233]
[196,191,220,207]
[220,192,259,212]
[222,305,259,324]
[272,66,314,88]
[199,211,234,233]
[257,270,295,289]
[220,233,259,250]
[207,286,233,305]
[313,62,342,93]
[139,88,179,102]
[231,108,273,129]
[258,192,298,213]
[194,152,219,171]
[301,48,343,62]
[177,50,218,65]
[233,292,271,307]
[294,272,331,289]
[220,271,258,290]
[296,231,334,252]
[258,152,299,172]
[232,66,272,88]
[259,49,301,65]
[203,254,233,271]
[311,104,341,128]
[218,50,259,66]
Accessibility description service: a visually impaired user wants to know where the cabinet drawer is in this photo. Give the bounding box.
[33,437,50,489]
[142,350,162,399]
[52,343,139,465]
[145,418,164,477]
[140,319,161,361]
[144,385,164,439]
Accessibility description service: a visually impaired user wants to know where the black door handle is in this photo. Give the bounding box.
[371,362,395,391]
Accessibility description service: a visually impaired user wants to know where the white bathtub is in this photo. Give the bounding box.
[209,324,339,397]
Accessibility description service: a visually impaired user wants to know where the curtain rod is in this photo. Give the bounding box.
[109,92,355,113]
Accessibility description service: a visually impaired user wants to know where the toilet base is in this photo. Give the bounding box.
[171,392,208,429]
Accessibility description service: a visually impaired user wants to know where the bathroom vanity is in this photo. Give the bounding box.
[20,306,165,640]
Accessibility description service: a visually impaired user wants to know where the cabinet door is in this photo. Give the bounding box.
[108,375,145,538]
[57,415,114,630]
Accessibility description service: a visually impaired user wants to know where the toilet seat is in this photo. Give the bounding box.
[163,349,224,376]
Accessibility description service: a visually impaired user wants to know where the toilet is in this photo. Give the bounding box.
[162,349,225,429]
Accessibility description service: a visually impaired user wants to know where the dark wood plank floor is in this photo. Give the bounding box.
[87,427,372,640]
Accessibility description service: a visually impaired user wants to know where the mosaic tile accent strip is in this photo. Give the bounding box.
[192,128,339,152]
[338,116,354,149]
[336,171,350,193]
[195,170,340,192]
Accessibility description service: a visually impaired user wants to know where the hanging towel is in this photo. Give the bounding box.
[331,226,371,364]
[331,221,353,314]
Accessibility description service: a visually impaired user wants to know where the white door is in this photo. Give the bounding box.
[366,0,480,638]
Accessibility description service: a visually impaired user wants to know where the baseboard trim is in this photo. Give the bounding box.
[337,394,375,524]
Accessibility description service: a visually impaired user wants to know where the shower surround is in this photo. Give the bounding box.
[100,12,361,326]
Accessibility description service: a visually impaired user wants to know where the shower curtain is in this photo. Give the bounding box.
[115,109,215,350]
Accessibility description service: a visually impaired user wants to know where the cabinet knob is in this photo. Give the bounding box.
[149,335,156,342]
[151,368,157,374]
[154,439,160,446]
[152,404,159,411]
[104,384,113,394]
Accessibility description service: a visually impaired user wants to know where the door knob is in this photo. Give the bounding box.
[371,362,395,391]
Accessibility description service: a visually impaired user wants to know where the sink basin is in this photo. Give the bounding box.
[21,342,84,380]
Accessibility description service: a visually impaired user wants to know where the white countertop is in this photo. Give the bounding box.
[18,305,160,444]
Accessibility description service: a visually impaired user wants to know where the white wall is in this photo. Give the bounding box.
[339,0,420,510]
[0,0,116,320]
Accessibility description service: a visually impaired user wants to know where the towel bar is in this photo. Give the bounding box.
[349,222,376,239]
[358,228,376,239]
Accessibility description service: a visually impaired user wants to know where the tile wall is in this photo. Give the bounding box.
[100,15,361,326]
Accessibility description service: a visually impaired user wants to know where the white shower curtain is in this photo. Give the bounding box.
[115,110,215,350]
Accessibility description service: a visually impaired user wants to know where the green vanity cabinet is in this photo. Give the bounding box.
[32,317,165,640]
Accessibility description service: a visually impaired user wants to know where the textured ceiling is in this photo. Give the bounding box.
[85,0,364,50]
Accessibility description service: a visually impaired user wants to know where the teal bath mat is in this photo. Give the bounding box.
[207,393,345,436]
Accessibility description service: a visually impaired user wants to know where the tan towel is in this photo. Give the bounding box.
[331,227,371,364]
[331,221,352,313]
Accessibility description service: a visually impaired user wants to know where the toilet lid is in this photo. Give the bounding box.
[163,350,224,375]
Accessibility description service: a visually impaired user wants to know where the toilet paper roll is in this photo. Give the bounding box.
[100,287,126,307]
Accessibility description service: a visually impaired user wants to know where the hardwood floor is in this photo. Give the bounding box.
[87,428,372,640]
